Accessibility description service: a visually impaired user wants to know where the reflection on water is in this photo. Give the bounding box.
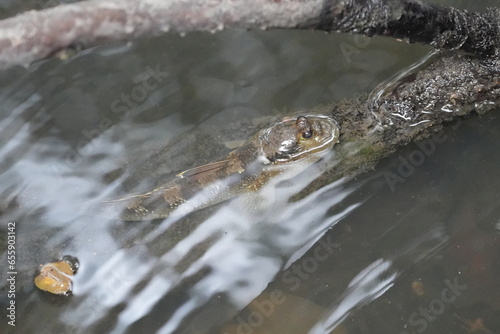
[1,1,500,334]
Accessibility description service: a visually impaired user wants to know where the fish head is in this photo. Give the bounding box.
[259,115,340,164]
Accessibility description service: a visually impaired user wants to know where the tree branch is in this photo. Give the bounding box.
[0,0,499,70]
[305,0,500,56]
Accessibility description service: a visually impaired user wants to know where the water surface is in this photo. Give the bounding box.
[0,1,499,333]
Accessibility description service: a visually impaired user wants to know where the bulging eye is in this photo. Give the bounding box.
[296,116,313,139]
[302,129,313,139]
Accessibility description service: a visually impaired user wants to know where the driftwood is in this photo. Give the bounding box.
[0,0,499,70]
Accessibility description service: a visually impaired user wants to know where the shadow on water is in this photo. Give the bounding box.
[1,1,500,334]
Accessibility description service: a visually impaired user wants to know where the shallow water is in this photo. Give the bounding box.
[1,1,499,333]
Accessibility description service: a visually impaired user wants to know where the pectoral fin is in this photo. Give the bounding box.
[176,160,234,181]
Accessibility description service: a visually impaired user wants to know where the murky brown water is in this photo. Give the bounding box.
[1,1,499,333]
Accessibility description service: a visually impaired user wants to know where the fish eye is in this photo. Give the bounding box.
[302,129,313,139]
[296,116,313,139]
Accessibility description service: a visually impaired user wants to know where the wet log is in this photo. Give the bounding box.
[303,0,500,57]
[0,0,499,70]
[297,51,500,197]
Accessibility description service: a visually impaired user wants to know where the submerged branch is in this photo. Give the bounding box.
[0,0,499,70]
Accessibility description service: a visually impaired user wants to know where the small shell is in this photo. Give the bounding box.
[34,257,78,295]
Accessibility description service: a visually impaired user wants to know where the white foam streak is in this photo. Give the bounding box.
[309,259,398,334]
[110,276,173,334]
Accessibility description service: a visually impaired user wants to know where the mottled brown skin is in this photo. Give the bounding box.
[102,115,339,221]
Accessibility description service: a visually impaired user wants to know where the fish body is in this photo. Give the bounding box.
[102,115,339,221]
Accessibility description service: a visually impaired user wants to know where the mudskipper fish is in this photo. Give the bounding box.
[102,115,340,221]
